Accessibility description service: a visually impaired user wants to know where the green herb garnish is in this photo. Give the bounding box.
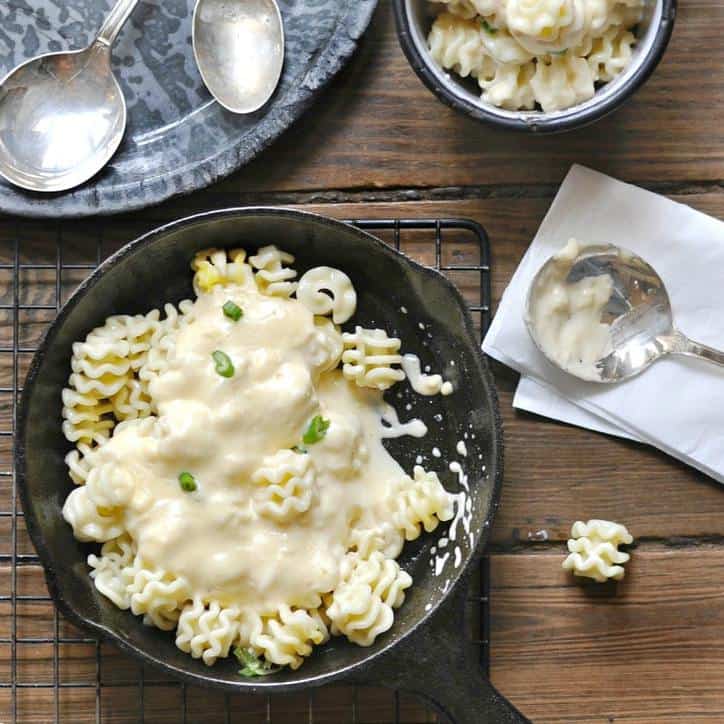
[212,350,234,378]
[302,415,331,445]
[552,48,568,55]
[222,300,243,321]
[480,19,497,34]
[233,646,280,678]
[178,472,197,492]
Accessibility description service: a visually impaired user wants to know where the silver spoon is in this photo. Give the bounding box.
[0,0,139,193]
[193,0,284,114]
[525,243,724,383]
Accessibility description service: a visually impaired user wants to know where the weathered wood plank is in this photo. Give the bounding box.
[204,0,724,194]
[490,548,724,722]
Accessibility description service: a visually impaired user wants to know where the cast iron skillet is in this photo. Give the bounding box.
[17,209,528,723]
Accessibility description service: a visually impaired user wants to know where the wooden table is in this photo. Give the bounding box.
[4,0,724,721]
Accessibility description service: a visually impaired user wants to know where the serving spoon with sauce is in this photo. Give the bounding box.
[525,243,724,383]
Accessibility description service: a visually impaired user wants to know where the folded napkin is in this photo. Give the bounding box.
[483,164,724,483]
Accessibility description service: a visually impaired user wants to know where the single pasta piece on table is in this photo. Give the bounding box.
[562,519,633,583]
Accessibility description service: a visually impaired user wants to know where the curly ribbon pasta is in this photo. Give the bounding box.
[562,519,633,582]
[249,245,298,297]
[192,248,255,294]
[296,266,357,324]
[61,245,457,673]
[252,450,316,523]
[341,327,405,390]
[327,552,412,646]
[427,0,643,112]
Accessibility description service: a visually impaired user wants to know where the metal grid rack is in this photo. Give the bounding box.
[0,217,493,723]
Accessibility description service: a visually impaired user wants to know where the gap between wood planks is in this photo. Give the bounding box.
[488,535,724,555]
[196,179,724,207]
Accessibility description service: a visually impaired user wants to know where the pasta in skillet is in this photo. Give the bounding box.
[61,246,456,672]
[428,0,642,112]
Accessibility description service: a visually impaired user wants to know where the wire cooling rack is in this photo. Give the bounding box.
[0,216,492,723]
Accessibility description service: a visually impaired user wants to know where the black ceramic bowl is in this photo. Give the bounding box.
[17,209,523,722]
[394,0,677,133]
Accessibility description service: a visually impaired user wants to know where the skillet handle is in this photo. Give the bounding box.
[348,580,530,724]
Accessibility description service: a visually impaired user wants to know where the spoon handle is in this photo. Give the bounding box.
[95,0,140,48]
[667,330,724,368]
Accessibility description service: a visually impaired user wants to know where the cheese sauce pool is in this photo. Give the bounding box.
[65,284,418,612]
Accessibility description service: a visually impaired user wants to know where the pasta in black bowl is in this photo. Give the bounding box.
[17,209,522,723]
[394,0,676,132]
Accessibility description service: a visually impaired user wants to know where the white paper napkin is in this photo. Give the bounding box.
[483,164,724,483]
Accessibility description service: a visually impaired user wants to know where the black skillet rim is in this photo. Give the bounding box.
[392,0,677,134]
[16,207,505,693]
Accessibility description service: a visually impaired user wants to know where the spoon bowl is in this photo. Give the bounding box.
[0,46,125,193]
[0,0,139,194]
[193,0,285,114]
[526,243,724,383]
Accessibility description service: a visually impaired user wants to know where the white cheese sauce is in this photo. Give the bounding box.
[86,285,413,612]
[380,404,428,439]
[401,354,453,396]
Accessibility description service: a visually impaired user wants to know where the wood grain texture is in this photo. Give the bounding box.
[490,548,724,722]
[203,0,724,194]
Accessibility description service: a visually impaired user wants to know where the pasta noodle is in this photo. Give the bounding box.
[249,245,298,298]
[61,245,457,672]
[427,0,643,112]
[387,466,455,542]
[123,561,191,630]
[530,54,595,113]
[341,327,406,391]
[176,597,243,665]
[327,552,412,646]
[252,450,316,523]
[88,534,135,608]
[296,266,357,324]
[248,606,330,669]
[192,248,255,294]
[562,519,633,582]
